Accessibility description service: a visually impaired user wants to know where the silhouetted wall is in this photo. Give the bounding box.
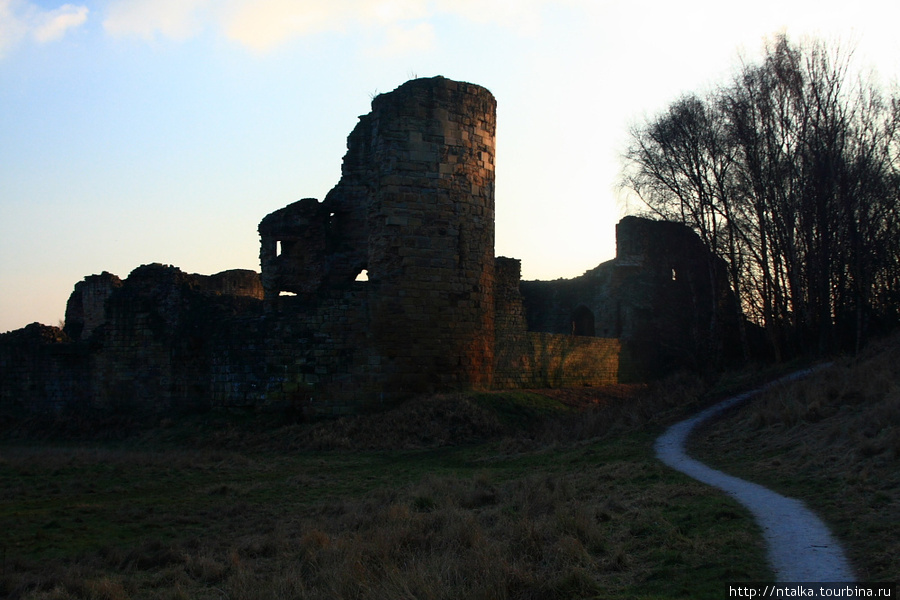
[0,78,741,423]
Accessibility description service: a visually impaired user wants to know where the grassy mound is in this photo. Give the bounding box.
[4,346,895,597]
[0,375,776,599]
[692,333,900,580]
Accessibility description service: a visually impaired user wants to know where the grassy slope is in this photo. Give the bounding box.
[692,336,900,582]
[0,382,772,600]
[8,343,896,599]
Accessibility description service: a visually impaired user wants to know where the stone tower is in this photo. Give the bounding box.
[258,76,497,399]
[365,77,497,393]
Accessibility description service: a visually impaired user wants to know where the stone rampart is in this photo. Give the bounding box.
[495,333,621,389]
[259,76,497,400]
[366,77,497,394]
[1,76,747,425]
[208,288,374,416]
[0,324,85,417]
[521,216,741,380]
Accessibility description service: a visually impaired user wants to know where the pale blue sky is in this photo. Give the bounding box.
[2,0,898,332]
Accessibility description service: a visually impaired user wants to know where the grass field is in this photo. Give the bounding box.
[692,337,900,583]
[1,341,897,599]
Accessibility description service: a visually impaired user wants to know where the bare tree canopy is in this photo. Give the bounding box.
[623,34,900,360]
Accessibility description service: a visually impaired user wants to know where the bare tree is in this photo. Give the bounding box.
[623,93,746,361]
[623,34,900,360]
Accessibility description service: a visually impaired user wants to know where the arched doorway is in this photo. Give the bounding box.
[571,306,596,337]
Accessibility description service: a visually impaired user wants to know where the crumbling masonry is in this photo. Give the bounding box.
[0,77,737,420]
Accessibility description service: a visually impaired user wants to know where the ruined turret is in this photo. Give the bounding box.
[3,76,659,422]
[259,76,497,395]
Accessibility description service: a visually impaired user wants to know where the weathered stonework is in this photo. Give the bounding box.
[63,271,122,341]
[492,256,621,388]
[259,77,497,399]
[0,77,739,423]
[0,323,79,416]
[521,216,740,381]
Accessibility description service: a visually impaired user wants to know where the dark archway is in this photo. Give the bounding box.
[571,306,596,337]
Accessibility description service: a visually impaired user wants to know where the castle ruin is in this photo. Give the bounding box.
[0,77,737,420]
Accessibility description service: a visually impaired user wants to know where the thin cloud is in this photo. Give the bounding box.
[363,0,429,24]
[103,0,210,41]
[221,0,355,52]
[100,0,578,53]
[0,1,29,58]
[434,0,541,33]
[375,22,435,57]
[32,4,88,43]
[0,0,88,57]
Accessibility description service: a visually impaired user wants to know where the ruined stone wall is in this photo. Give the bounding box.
[64,272,122,341]
[0,263,378,420]
[520,216,740,380]
[83,265,262,415]
[493,331,620,389]
[258,76,497,401]
[208,288,374,416]
[364,77,496,395]
[196,269,264,299]
[522,333,620,388]
[493,256,530,388]
[493,256,622,388]
[521,263,618,338]
[613,216,740,377]
[0,77,650,424]
[259,198,340,298]
[0,324,86,417]
[71,268,386,416]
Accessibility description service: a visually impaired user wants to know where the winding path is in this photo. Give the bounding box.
[654,368,855,582]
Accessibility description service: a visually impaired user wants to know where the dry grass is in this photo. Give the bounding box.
[0,459,764,599]
[692,333,900,581]
[5,346,894,598]
[0,372,775,599]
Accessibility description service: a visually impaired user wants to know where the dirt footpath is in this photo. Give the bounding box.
[654,368,855,582]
